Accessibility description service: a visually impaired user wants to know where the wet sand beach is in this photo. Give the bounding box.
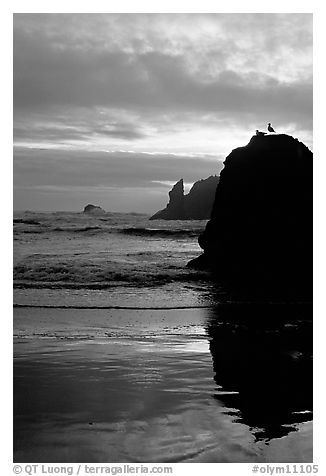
[14,303,312,463]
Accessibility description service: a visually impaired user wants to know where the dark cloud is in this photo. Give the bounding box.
[14,121,146,144]
[13,32,312,130]
[14,147,223,189]
[13,13,312,211]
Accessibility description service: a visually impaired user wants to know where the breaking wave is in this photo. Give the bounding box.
[53,226,102,233]
[13,211,209,293]
[119,227,199,238]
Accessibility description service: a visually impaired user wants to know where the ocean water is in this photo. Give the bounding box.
[13,211,313,462]
[14,211,216,308]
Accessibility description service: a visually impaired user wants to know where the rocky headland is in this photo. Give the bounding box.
[150,175,219,220]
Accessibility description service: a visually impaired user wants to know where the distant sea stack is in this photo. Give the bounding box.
[150,176,219,220]
[83,204,106,214]
[150,179,186,220]
[188,134,312,300]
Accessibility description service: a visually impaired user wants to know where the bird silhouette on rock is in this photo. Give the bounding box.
[256,130,267,136]
[268,123,276,133]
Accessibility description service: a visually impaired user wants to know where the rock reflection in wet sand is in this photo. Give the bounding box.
[14,303,312,462]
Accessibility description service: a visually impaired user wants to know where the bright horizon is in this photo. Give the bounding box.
[13,13,312,213]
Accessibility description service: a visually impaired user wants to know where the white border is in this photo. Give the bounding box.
[4,3,324,474]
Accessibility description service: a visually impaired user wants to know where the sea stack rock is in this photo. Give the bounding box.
[83,204,106,214]
[150,179,186,220]
[188,134,312,299]
[150,175,219,220]
[185,175,219,219]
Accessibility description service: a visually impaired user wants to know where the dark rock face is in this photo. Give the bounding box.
[188,134,312,299]
[185,176,220,219]
[150,179,186,220]
[150,176,219,220]
[83,204,106,214]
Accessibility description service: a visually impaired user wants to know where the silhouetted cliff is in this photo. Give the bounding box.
[150,179,185,220]
[150,175,219,220]
[185,176,220,219]
[188,134,312,299]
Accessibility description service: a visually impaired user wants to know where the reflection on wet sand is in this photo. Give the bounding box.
[14,302,312,462]
[205,302,312,441]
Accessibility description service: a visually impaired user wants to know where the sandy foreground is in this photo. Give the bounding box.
[14,304,312,463]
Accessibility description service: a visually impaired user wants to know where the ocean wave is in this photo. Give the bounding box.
[13,212,205,238]
[13,211,208,293]
[53,226,102,233]
[14,303,212,309]
[14,224,199,237]
[14,224,105,235]
[17,229,44,234]
[119,227,199,238]
[14,219,41,225]
[13,264,211,289]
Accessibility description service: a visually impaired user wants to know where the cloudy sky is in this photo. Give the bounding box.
[13,13,312,212]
